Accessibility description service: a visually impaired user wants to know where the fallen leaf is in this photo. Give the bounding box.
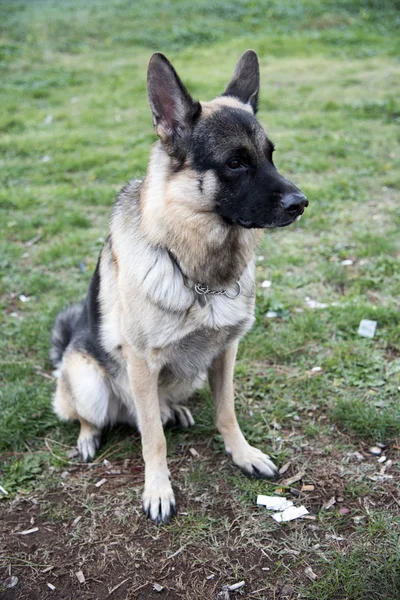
[281,471,305,487]
[41,567,54,574]
[301,485,315,492]
[339,507,350,515]
[95,478,107,488]
[279,462,291,475]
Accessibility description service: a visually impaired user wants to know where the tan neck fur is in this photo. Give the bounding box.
[140,143,262,288]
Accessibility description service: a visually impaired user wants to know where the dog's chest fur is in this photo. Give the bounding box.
[98,180,256,380]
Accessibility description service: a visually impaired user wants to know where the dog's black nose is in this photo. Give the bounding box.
[281,193,308,216]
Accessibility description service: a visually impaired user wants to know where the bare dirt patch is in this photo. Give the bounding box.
[1,434,398,600]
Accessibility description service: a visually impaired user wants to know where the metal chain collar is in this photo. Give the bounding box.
[193,280,242,299]
[168,250,242,300]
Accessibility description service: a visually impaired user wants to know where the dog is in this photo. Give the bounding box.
[50,50,308,524]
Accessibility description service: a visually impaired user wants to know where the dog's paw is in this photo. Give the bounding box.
[231,445,278,480]
[173,405,195,428]
[77,433,101,463]
[162,404,195,428]
[142,475,176,525]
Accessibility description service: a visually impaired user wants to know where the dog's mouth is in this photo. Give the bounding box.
[235,214,302,229]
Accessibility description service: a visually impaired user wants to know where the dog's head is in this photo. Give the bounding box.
[147,50,308,230]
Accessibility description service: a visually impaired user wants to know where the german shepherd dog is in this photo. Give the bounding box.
[50,51,308,524]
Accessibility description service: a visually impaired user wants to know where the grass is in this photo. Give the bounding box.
[1,0,400,599]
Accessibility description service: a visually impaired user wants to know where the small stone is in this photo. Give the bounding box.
[304,566,318,580]
[266,310,278,318]
[153,583,164,592]
[4,576,19,589]
[261,280,272,288]
[368,446,382,456]
[353,515,365,524]
[75,571,85,584]
[347,451,365,461]
[341,259,353,266]
[322,496,336,510]
[280,584,296,599]
[66,448,79,459]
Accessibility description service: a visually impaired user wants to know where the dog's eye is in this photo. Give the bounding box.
[227,159,242,170]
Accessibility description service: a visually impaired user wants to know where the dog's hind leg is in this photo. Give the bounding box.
[159,380,197,429]
[53,351,110,462]
[77,417,102,463]
[209,341,278,479]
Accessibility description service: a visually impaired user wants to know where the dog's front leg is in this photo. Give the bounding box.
[125,346,176,524]
[209,342,278,479]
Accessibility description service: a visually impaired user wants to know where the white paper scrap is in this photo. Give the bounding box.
[272,505,309,523]
[358,319,377,339]
[17,527,39,535]
[257,495,294,511]
[305,297,328,309]
[261,280,272,288]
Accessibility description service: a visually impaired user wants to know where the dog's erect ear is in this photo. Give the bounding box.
[222,50,259,113]
[147,53,201,158]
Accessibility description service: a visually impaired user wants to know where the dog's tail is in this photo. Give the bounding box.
[50,302,84,368]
